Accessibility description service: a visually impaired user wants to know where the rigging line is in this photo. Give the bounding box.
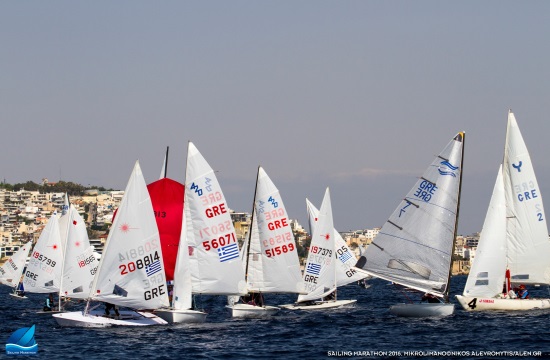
[395,284,415,304]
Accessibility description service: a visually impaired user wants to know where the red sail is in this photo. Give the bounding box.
[147,178,184,281]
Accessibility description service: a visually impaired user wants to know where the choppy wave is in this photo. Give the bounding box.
[1,276,550,359]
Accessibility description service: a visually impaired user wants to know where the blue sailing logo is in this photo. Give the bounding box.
[5,324,38,355]
[438,161,458,177]
[512,161,523,172]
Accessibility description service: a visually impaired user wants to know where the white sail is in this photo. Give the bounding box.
[357,132,464,297]
[90,161,169,309]
[298,188,336,302]
[463,165,507,297]
[62,193,69,216]
[60,205,99,299]
[0,241,32,288]
[306,199,368,287]
[172,214,193,310]
[245,167,305,294]
[184,142,246,295]
[22,214,63,293]
[503,111,550,285]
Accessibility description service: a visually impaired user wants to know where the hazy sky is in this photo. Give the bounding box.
[2,1,550,235]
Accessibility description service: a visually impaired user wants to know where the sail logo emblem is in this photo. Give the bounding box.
[306,263,321,276]
[217,243,239,262]
[145,260,162,277]
[438,161,458,177]
[5,325,38,355]
[512,161,523,172]
[339,251,353,263]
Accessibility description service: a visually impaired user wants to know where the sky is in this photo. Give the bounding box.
[2,1,550,235]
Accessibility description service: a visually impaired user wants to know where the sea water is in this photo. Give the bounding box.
[1,276,549,359]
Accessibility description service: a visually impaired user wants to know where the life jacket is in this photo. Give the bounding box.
[519,289,529,299]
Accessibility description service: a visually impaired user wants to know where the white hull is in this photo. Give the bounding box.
[9,293,28,300]
[36,310,65,315]
[389,303,454,317]
[53,309,168,327]
[456,295,550,311]
[154,308,207,324]
[280,299,356,310]
[227,303,279,318]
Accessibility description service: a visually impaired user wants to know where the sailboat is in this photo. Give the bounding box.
[22,197,99,313]
[22,212,64,309]
[156,142,244,322]
[227,166,305,317]
[456,111,550,311]
[356,132,465,317]
[53,161,170,327]
[282,188,360,310]
[1,241,33,299]
[282,190,368,310]
[58,205,100,303]
[156,142,242,323]
[147,146,182,282]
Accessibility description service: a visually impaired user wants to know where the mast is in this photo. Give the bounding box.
[244,166,261,285]
[503,109,513,276]
[164,146,169,178]
[58,201,72,311]
[445,131,465,301]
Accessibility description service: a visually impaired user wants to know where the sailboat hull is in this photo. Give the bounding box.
[52,310,168,327]
[280,299,356,310]
[389,303,454,317]
[227,303,279,317]
[456,295,550,311]
[9,293,28,300]
[154,308,207,324]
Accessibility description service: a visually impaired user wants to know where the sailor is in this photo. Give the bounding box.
[517,284,529,299]
[43,293,54,311]
[104,302,120,317]
[421,293,440,303]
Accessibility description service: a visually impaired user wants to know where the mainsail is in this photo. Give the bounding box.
[147,178,184,281]
[60,205,99,299]
[184,142,246,295]
[306,198,368,287]
[298,188,336,302]
[23,214,63,293]
[463,165,507,297]
[90,161,169,309]
[503,111,550,285]
[357,132,464,297]
[0,241,32,288]
[244,167,304,294]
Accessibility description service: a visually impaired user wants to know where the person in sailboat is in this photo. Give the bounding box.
[167,284,174,306]
[322,291,336,302]
[421,293,440,303]
[104,302,120,318]
[15,282,25,297]
[517,285,529,299]
[43,293,55,311]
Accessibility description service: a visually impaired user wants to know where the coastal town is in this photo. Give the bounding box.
[1,178,475,275]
